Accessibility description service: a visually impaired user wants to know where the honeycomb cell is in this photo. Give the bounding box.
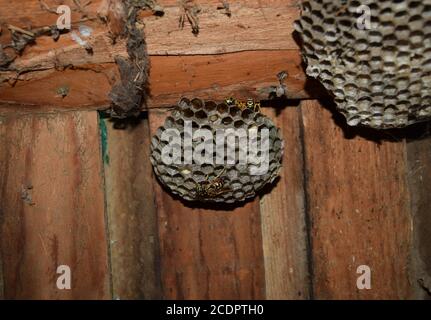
[222,116,233,126]
[295,0,431,129]
[229,106,241,118]
[150,98,284,203]
[191,98,204,111]
[182,108,194,118]
[195,110,207,120]
[204,101,217,112]
[217,103,229,115]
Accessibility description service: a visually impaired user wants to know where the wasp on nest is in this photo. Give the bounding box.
[150,97,284,204]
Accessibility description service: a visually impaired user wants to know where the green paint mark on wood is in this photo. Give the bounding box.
[99,113,110,166]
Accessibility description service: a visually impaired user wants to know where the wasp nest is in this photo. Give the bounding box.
[150,98,284,203]
[294,0,431,129]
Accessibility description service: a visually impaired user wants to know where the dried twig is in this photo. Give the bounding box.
[0,44,16,69]
[7,24,63,54]
[5,0,98,57]
[0,0,101,80]
[179,0,201,35]
[217,1,231,17]
[73,0,92,18]
[130,0,165,16]
[40,0,94,18]
[38,0,57,13]
[3,13,98,58]
[8,25,35,37]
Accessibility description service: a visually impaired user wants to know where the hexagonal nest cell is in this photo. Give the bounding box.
[150,98,284,203]
[294,0,431,129]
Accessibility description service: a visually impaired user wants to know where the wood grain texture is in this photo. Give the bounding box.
[406,131,431,299]
[0,111,111,299]
[103,116,162,300]
[0,0,299,55]
[0,0,310,112]
[0,0,300,83]
[0,249,3,299]
[0,50,310,114]
[149,109,265,300]
[0,119,4,300]
[143,0,300,55]
[301,100,413,300]
[259,106,310,299]
[0,65,116,115]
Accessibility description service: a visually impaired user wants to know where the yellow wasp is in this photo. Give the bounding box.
[195,168,230,199]
[225,97,261,113]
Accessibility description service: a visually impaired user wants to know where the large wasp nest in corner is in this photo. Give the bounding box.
[150,98,284,203]
[295,0,431,129]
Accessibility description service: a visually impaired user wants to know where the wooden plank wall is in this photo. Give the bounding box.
[102,116,162,300]
[0,112,110,299]
[0,0,430,300]
[407,130,431,299]
[301,101,412,299]
[0,101,430,300]
[260,106,310,300]
[148,110,266,300]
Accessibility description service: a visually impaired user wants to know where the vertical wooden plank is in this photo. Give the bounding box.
[301,100,412,299]
[0,111,111,299]
[0,117,5,300]
[149,109,266,300]
[103,116,163,300]
[259,107,310,299]
[406,130,431,299]
[0,251,3,299]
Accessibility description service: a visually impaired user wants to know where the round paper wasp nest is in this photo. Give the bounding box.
[150,98,284,203]
[294,0,431,129]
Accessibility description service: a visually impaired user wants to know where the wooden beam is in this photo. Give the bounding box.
[0,0,300,55]
[301,100,413,299]
[0,111,111,299]
[143,0,300,55]
[0,50,311,115]
[0,0,310,114]
[0,0,300,82]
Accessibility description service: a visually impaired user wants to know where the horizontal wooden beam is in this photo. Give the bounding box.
[0,0,315,115]
[0,0,300,55]
[0,50,321,116]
